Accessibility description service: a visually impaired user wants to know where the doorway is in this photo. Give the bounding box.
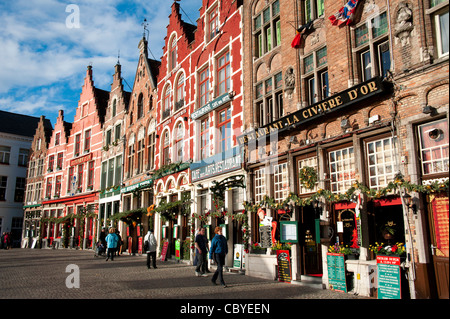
[300,205,322,276]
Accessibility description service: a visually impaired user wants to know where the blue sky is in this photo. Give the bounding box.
[0,0,200,126]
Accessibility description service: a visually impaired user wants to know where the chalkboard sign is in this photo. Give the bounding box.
[377,255,401,299]
[160,240,169,261]
[277,250,292,283]
[327,253,347,292]
[259,226,272,248]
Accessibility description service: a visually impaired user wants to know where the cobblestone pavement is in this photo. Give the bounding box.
[0,248,369,301]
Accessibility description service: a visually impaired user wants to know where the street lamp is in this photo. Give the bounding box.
[402,192,417,214]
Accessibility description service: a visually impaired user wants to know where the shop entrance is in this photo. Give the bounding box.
[428,193,449,299]
[300,205,322,276]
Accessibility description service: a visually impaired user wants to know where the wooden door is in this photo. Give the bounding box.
[428,193,449,299]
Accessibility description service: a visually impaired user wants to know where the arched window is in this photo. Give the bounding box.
[162,130,170,166]
[137,93,144,119]
[175,73,185,111]
[127,134,135,178]
[175,122,184,162]
[170,36,177,70]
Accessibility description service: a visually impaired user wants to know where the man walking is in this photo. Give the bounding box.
[194,227,209,277]
[144,229,157,269]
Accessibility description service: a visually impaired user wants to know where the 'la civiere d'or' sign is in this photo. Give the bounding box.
[238,76,391,145]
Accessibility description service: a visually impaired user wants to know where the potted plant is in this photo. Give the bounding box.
[328,242,359,259]
[250,242,267,254]
[271,241,292,252]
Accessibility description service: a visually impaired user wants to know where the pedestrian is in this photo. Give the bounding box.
[105,228,119,261]
[144,229,157,269]
[209,226,228,288]
[1,232,4,249]
[115,229,123,256]
[4,232,11,250]
[100,228,107,248]
[194,227,209,277]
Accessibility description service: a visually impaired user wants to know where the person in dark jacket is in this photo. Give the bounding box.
[209,226,228,287]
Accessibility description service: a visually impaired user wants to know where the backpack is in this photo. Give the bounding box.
[144,240,149,251]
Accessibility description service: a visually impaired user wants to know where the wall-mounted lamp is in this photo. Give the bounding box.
[422,105,436,115]
[402,192,417,214]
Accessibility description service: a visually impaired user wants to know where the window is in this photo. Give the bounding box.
[55,133,60,146]
[77,164,83,191]
[14,177,25,202]
[84,129,91,152]
[170,36,177,70]
[255,72,283,126]
[273,163,289,202]
[115,155,122,186]
[87,161,94,189]
[418,118,449,176]
[137,137,145,174]
[175,122,184,162]
[0,146,11,164]
[217,108,232,153]
[54,175,62,197]
[254,167,266,203]
[354,12,391,81]
[304,46,328,105]
[46,177,52,198]
[366,137,398,189]
[28,161,35,178]
[329,147,356,193]
[74,134,81,156]
[253,0,281,58]
[106,129,112,146]
[115,124,121,142]
[298,156,318,194]
[0,176,7,201]
[199,68,210,107]
[26,184,34,203]
[163,85,172,120]
[112,99,117,117]
[68,167,74,192]
[217,51,231,96]
[18,148,29,166]
[137,93,144,119]
[303,0,324,23]
[37,158,44,176]
[430,2,449,58]
[208,5,219,41]
[147,132,156,170]
[107,158,114,187]
[127,136,135,177]
[163,131,171,166]
[175,73,185,111]
[200,117,210,160]
[101,162,107,190]
[57,153,63,170]
[48,155,54,172]
[34,182,42,202]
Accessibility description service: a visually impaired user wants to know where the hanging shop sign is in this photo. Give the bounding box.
[238,76,390,145]
[277,250,292,283]
[120,178,153,194]
[377,255,402,299]
[191,146,242,182]
[327,253,347,293]
[190,92,232,120]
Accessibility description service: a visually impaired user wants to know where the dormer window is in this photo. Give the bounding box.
[170,35,177,70]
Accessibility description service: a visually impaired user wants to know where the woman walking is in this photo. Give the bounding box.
[209,226,228,288]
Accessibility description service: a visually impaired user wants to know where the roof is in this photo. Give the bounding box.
[0,110,52,138]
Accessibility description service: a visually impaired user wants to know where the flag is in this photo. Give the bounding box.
[329,0,360,26]
[291,31,302,48]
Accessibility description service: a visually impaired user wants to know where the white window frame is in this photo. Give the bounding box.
[329,146,356,193]
[366,137,398,189]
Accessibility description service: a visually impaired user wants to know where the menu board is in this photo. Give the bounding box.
[277,250,292,283]
[259,226,272,248]
[431,194,449,257]
[175,239,181,260]
[327,253,347,293]
[160,240,169,261]
[377,255,401,299]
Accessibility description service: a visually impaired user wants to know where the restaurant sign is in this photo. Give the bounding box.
[191,146,242,182]
[70,152,93,166]
[238,76,390,145]
[190,93,231,120]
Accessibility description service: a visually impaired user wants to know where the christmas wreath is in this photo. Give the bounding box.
[299,166,317,190]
